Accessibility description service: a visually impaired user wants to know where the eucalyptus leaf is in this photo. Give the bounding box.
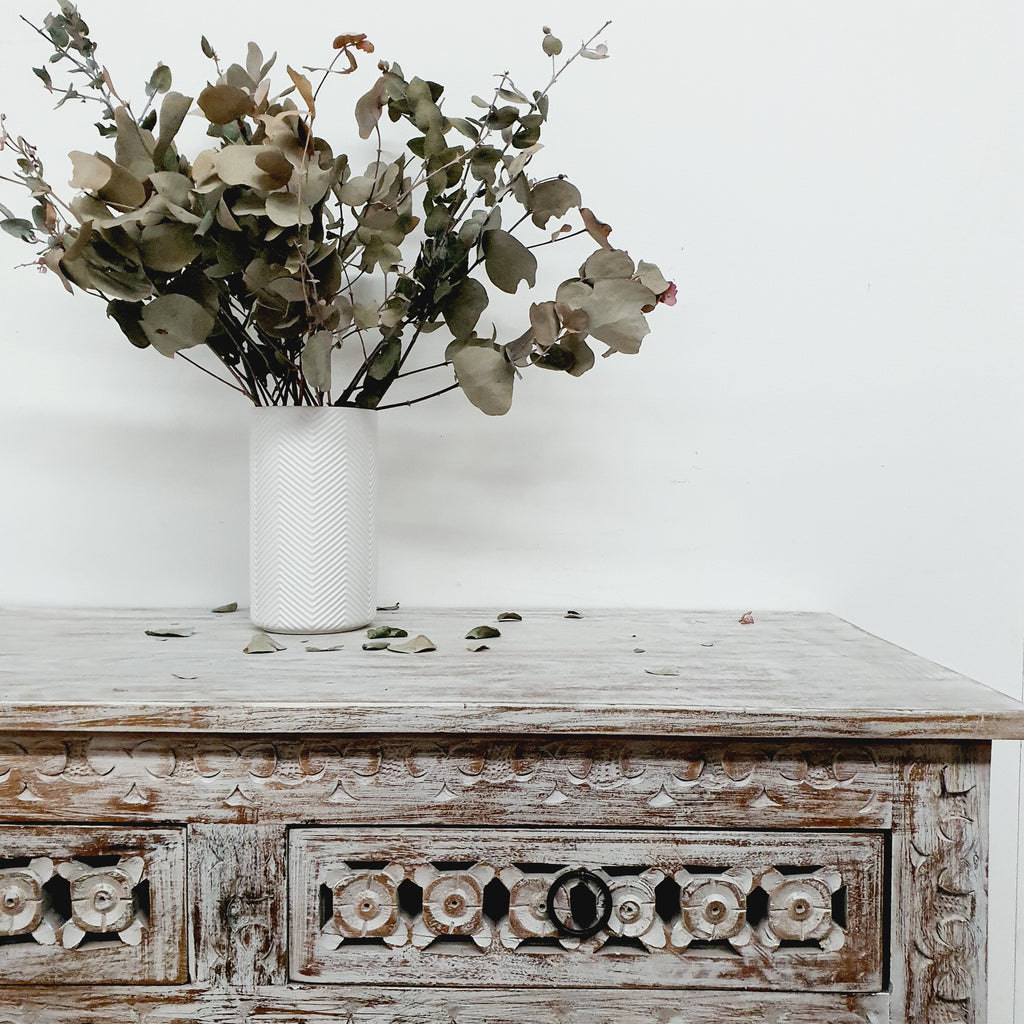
[141,294,215,357]
[468,644,490,652]
[367,626,408,639]
[146,626,195,637]
[564,610,583,619]
[465,625,500,640]
[529,178,582,229]
[145,63,172,98]
[362,641,390,650]
[139,222,200,273]
[1,219,36,242]
[446,337,514,416]
[301,331,334,392]
[305,643,345,653]
[645,666,681,677]
[483,230,537,294]
[441,277,488,340]
[497,611,522,621]
[211,602,238,613]
[244,633,286,654]
[376,602,400,611]
[197,84,253,125]
[387,634,437,654]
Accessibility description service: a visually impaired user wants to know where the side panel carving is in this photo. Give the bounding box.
[891,742,989,1024]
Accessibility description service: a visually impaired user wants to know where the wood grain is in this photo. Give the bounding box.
[0,607,1021,738]
[0,984,891,1022]
[188,824,287,991]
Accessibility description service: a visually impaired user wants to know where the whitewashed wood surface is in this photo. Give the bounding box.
[0,607,1021,738]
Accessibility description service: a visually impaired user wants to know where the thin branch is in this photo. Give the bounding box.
[175,352,255,402]
[375,382,460,410]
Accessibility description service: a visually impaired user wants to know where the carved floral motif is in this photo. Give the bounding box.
[0,859,56,944]
[58,856,146,948]
[759,868,845,951]
[0,735,891,826]
[672,867,754,950]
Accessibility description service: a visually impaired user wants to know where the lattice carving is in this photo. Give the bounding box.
[0,859,58,945]
[58,856,147,948]
[316,858,849,960]
[0,853,149,950]
[412,863,495,950]
[672,867,754,950]
[759,868,845,951]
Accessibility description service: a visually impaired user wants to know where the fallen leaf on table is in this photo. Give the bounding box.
[211,602,238,614]
[376,602,400,612]
[468,643,490,652]
[362,641,390,651]
[305,644,344,653]
[645,666,680,677]
[367,626,408,640]
[388,635,436,654]
[738,612,754,625]
[244,633,286,654]
[564,610,583,619]
[497,611,522,621]
[146,626,195,638]
[465,625,501,640]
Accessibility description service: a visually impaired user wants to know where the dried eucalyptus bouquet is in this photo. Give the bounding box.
[0,3,675,413]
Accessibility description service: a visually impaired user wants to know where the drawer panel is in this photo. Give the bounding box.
[289,828,885,992]
[0,825,186,984]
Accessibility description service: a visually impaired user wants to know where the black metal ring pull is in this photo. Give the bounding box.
[545,868,613,939]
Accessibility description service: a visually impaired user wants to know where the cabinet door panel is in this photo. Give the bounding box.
[290,827,885,992]
[0,825,186,984]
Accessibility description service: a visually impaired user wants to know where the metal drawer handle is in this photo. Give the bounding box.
[545,868,612,939]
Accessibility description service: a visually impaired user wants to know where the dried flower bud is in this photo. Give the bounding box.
[333,33,374,53]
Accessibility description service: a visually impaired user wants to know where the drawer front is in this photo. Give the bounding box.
[0,825,186,984]
[290,828,885,992]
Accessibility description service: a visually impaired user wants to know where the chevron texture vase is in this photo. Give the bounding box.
[250,407,377,633]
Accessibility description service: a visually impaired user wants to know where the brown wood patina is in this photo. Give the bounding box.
[0,607,1020,1022]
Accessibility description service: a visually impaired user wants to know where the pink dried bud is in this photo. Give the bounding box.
[657,281,678,306]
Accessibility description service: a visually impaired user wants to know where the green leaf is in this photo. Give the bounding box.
[201,35,216,59]
[154,92,193,168]
[528,179,582,229]
[105,299,150,350]
[446,337,515,416]
[645,666,681,677]
[141,294,216,357]
[32,66,53,91]
[211,602,238,613]
[542,33,563,57]
[497,611,523,621]
[483,230,537,294]
[139,222,200,273]
[465,625,501,640]
[301,331,334,392]
[146,626,195,637]
[1,219,36,242]
[449,118,480,142]
[145,63,172,98]
[564,610,584,619]
[367,626,408,639]
[441,277,488,340]
[366,334,401,380]
[305,643,345,653]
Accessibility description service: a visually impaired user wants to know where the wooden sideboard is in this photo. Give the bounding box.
[0,606,1021,1023]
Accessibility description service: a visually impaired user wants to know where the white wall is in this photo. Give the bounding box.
[0,0,1021,1014]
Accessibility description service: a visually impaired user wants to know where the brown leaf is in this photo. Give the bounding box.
[738,612,755,625]
[287,66,316,116]
[355,77,390,140]
[197,84,254,125]
[580,207,613,250]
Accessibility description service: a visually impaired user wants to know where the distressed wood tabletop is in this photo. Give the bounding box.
[0,607,1021,738]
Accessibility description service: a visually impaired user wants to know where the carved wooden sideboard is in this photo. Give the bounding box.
[0,607,1021,1023]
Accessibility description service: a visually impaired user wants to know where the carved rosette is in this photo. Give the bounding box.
[412,864,495,949]
[321,864,408,950]
[497,867,561,949]
[57,856,146,948]
[672,867,754,950]
[759,868,845,951]
[607,868,668,950]
[0,858,58,945]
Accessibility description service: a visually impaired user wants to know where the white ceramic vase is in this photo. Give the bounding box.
[249,406,377,633]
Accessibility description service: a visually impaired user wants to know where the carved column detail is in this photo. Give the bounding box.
[892,742,989,1024]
